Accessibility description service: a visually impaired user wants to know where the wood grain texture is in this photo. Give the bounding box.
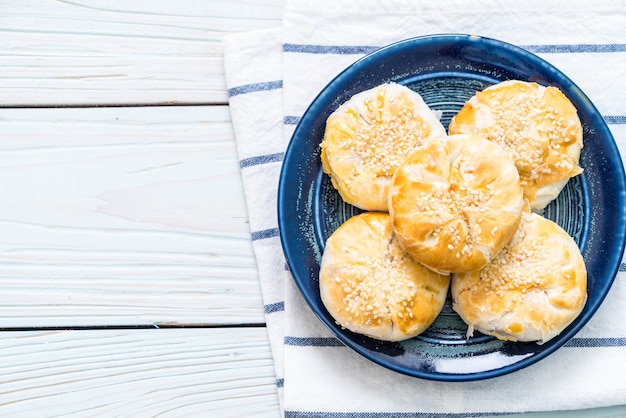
[0,105,265,327]
[0,0,285,106]
[0,328,280,417]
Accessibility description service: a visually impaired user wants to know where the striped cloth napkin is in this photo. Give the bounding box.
[224,0,626,416]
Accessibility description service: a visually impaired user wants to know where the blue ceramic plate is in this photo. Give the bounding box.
[277,34,626,381]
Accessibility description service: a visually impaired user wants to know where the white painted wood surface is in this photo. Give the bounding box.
[0,105,264,327]
[0,0,284,106]
[0,328,279,417]
[0,106,263,328]
[0,1,624,416]
[0,1,284,414]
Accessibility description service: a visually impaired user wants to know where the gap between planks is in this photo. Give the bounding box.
[0,102,227,109]
[0,323,268,332]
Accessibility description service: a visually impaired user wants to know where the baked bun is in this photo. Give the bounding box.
[451,210,587,344]
[320,82,446,212]
[389,134,525,274]
[448,80,583,210]
[319,212,450,341]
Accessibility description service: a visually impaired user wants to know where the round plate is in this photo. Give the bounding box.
[277,34,626,381]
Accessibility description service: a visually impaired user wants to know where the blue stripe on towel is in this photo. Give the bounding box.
[619,263,626,272]
[239,152,284,169]
[565,337,626,347]
[284,336,345,347]
[284,115,301,125]
[227,80,283,97]
[285,411,515,417]
[264,301,285,314]
[523,43,626,53]
[284,335,626,348]
[282,114,622,130]
[283,43,379,55]
[251,227,280,241]
[283,42,626,56]
[604,115,626,125]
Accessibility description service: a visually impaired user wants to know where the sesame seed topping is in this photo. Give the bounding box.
[336,232,427,325]
[454,81,583,207]
[477,216,546,294]
[338,90,432,178]
[412,166,496,259]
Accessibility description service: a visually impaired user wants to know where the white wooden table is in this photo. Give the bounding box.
[0,2,624,416]
[0,1,281,416]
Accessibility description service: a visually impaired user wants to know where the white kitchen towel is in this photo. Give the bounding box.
[223,27,287,412]
[224,0,626,416]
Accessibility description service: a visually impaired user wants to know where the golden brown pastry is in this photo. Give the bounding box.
[448,80,583,210]
[451,210,587,344]
[320,82,446,212]
[389,134,525,274]
[319,212,450,341]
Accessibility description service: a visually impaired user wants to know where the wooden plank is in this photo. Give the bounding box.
[0,105,265,327]
[0,328,280,417]
[0,0,285,107]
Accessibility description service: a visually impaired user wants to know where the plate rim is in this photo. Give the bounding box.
[277,33,626,381]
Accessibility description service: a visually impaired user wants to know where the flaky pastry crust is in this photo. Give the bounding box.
[448,80,583,210]
[319,212,450,341]
[320,83,446,212]
[451,210,587,344]
[389,134,525,274]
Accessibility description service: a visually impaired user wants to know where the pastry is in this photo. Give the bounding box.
[451,210,587,344]
[389,134,525,274]
[319,212,450,341]
[320,82,446,212]
[448,80,583,210]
